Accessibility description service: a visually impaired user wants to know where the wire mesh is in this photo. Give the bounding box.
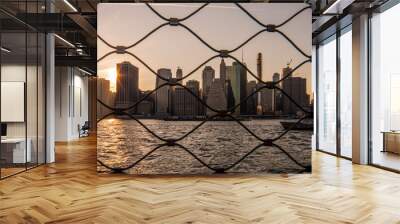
[96,3,312,173]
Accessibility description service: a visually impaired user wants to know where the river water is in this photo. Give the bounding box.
[97,119,312,174]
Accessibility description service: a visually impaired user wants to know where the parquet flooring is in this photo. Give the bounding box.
[1,136,400,223]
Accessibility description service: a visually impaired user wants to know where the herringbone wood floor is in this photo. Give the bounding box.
[1,136,400,224]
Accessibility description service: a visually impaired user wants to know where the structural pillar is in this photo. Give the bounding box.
[46,0,55,163]
[352,14,369,164]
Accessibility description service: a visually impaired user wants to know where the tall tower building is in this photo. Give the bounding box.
[281,65,307,115]
[115,62,139,114]
[225,65,235,110]
[173,80,200,116]
[247,80,257,115]
[176,67,183,85]
[282,76,307,115]
[155,68,172,116]
[257,52,263,82]
[272,72,282,113]
[186,80,200,116]
[202,66,215,98]
[256,53,263,115]
[220,59,226,87]
[227,62,247,115]
[206,79,227,116]
[97,78,114,118]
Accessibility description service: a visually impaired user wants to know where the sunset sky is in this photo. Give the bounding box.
[97,3,312,93]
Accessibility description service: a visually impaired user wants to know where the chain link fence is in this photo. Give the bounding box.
[96,3,312,173]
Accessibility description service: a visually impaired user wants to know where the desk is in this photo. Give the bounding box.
[1,138,31,163]
[382,131,400,154]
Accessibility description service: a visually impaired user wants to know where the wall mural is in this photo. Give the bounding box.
[97,3,312,174]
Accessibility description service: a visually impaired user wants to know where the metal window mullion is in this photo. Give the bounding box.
[315,44,320,151]
[36,0,39,167]
[367,10,373,165]
[25,0,28,171]
[336,28,341,157]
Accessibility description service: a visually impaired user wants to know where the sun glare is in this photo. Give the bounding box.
[107,68,117,92]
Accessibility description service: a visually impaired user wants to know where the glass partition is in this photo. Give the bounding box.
[0,1,46,179]
[370,3,400,171]
[1,30,28,177]
[339,27,352,158]
[317,35,337,154]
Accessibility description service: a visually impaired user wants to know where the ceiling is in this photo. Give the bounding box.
[0,0,386,74]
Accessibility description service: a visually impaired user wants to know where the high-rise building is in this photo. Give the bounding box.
[261,88,274,114]
[97,78,114,118]
[206,79,227,116]
[282,75,308,115]
[247,80,257,115]
[173,87,186,116]
[155,68,172,116]
[173,80,200,116]
[272,72,282,112]
[115,62,139,114]
[256,53,263,115]
[202,66,215,98]
[257,52,263,82]
[176,67,183,85]
[185,80,200,116]
[220,59,226,87]
[227,62,247,115]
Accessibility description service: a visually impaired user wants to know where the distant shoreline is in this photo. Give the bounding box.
[105,115,307,121]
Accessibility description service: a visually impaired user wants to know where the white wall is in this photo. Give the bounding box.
[55,67,89,141]
[1,63,46,164]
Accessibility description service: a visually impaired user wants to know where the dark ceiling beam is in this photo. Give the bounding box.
[13,13,83,32]
[66,13,97,46]
[55,55,96,72]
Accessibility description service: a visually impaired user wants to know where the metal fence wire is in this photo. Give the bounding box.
[96,3,312,173]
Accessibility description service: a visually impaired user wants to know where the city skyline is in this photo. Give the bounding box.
[98,3,311,93]
[100,56,311,95]
[97,57,311,118]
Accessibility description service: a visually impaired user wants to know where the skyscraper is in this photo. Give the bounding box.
[202,66,215,98]
[176,67,183,85]
[206,79,227,116]
[225,65,235,110]
[173,80,200,116]
[97,78,114,118]
[155,68,172,116]
[257,52,263,82]
[282,73,308,116]
[247,80,257,115]
[115,62,139,114]
[173,87,186,116]
[220,59,226,87]
[272,72,282,113]
[185,80,200,116]
[261,88,274,114]
[256,52,263,115]
[227,62,247,115]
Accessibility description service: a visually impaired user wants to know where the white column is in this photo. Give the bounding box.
[352,14,369,164]
[45,0,56,163]
[46,33,55,163]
